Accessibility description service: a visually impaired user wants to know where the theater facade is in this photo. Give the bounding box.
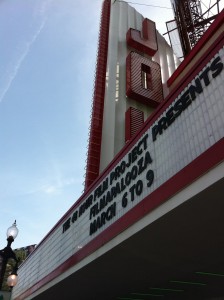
[13,1,224,299]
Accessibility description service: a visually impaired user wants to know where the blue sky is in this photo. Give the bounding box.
[0,0,218,249]
[0,0,102,248]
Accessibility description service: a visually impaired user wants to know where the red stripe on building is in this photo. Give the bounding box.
[84,0,111,190]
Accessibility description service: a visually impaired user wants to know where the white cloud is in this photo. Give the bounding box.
[42,184,58,194]
[24,176,80,197]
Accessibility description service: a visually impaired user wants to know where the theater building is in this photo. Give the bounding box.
[13,1,224,299]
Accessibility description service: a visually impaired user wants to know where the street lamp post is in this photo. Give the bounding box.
[0,221,19,291]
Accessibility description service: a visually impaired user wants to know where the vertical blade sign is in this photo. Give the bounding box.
[126,18,163,107]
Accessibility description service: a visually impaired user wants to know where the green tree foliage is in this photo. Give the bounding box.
[1,245,36,291]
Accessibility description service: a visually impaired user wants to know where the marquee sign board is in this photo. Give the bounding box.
[62,50,224,238]
[13,5,224,300]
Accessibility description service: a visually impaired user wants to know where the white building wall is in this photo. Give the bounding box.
[99,1,179,173]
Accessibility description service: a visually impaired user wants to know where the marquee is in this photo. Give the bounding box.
[13,5,224,300]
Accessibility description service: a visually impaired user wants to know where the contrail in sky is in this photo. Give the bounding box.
[0,0,52,103]
[0,21,46,103]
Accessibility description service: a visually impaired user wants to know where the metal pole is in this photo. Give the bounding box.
[0,237,18,290]
[9,287,13,300]
[0,256,7,290]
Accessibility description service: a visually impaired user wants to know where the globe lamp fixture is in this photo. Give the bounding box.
[0,221,19,291]
[7,269,18,288]
[7,221,19,243]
